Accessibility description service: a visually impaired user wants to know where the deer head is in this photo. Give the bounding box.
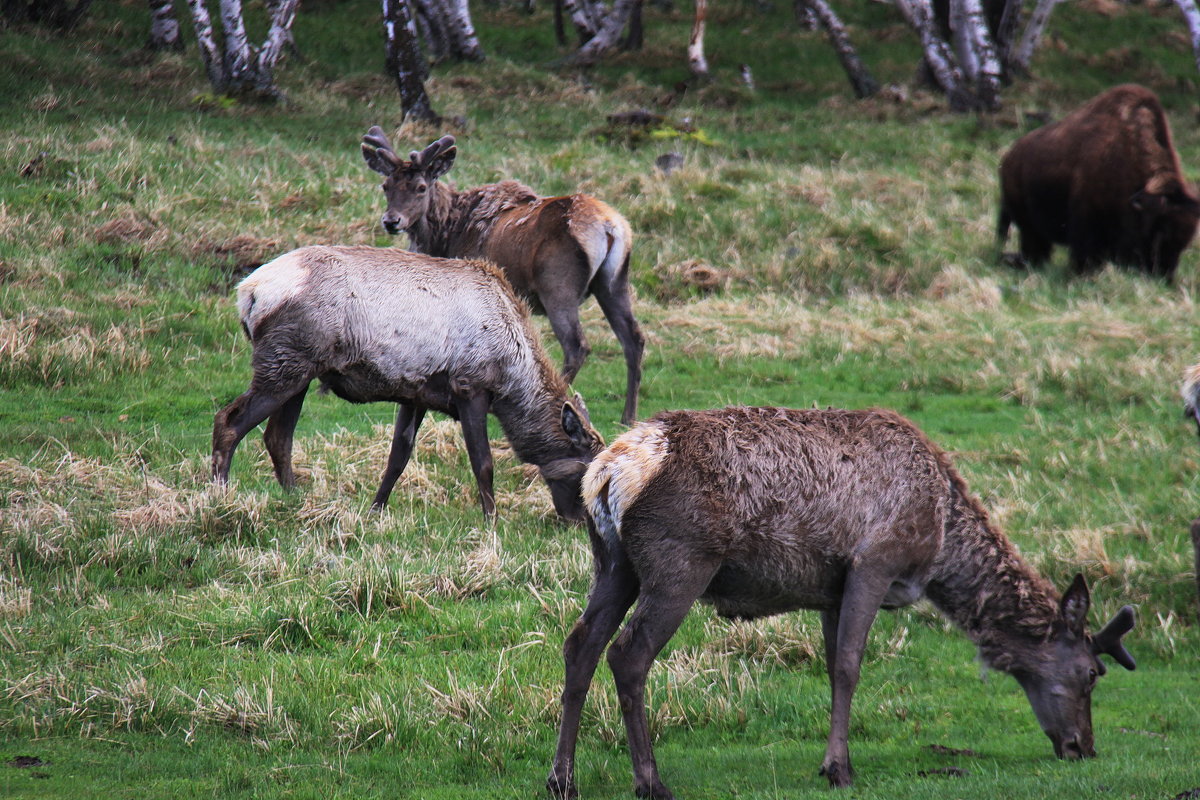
[361,127,457,235]
[1011,574,1135,760]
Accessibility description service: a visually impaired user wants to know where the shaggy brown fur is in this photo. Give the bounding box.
[548,407,1136,797]
[362,130,645,426]
[997,84,1200,281]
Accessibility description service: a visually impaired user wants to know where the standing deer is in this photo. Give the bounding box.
[547,406,1136,797]
[211,245,605,521]
[361,128,645,426]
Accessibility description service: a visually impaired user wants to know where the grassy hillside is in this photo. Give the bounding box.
[2,1,1200,798]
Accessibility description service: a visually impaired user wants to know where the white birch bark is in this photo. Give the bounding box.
[185,0,225,90]
[570,0,639,64]
[149,0,182,49]
[384,0,439,121]
[219,0,253,90]
[949,0,979,81]
[688,0,708,79]
[253,0,300,95]
[1011,0,1061,74]
[1174,0,1200,76]
[803,0,879,99]
[958,0,1002,110]
[443,0,484,61]
[561,0,600,42]
[894,0,974,110]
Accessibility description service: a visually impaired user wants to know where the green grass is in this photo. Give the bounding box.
[3,0,1200,797]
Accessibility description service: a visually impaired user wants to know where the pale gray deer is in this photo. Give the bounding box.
[361,128,645,426]
[211,245,604,521]
[547,406,1136,797]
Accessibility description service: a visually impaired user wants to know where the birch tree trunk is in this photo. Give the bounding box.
[149,0,183,50]
[1010,0,1061,75]
[253,0,299,95]
[384,0,440,121]
[561,0,600,44]
[949,0,979,82]
[895,0,975,110]
[443,0,484,60]
[185,0,226,90]
[993,0,1021,75]
[688,0,708,79]
[570,0,640,65]
[955,0,1001,110]
[184,0,300,98]
[1174,0,1200,76]
[802,0,879,99]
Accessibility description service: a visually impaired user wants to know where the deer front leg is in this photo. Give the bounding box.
[819,567,890,788]
[548,521,641,799]
[455,389,496,519]
[371,403,427,510]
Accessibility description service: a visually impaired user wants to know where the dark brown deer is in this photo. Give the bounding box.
[361,128,645,426]
[998,84,1200,281]
[547,406,1136,797]
[211,245,604,521]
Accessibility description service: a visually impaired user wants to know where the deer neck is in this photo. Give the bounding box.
[924,471,1062,673]
[406,182,461,257]
[488,361,579,469]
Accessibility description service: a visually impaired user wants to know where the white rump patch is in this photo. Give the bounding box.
[582,422,669,535]
[236,251,311,337]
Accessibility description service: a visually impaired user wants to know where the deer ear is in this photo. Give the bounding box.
[1060,573,1090,637]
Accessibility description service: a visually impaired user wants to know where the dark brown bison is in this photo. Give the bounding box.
[997,84,1200,281]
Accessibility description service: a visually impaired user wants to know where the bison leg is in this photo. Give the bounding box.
[591,264,645,426]
[818,566,892,788]
[371,402,428,511]
[547,521,641,799]
[1017,228,1053,269]
[262,385,309,489]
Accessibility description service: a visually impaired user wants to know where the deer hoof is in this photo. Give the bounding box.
[819,759,854,788]
[546,773,578,799]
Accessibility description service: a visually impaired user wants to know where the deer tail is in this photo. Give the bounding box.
[581,421,670,547]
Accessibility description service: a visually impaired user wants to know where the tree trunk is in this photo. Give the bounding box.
[622,0,643,49]
[895,0,975,111]
[802,0,879,99]
[442,0,485,60]
[384,0,440,122]
[570,0,640,65]
[688,0,708,79]
[185,0,227,90]
[219,0,254,92]
[149,0,183,50]
[253,0,299,96]
[993,0,1021,76]
[955,0,1001,110]
[1010,0,1061,74]
[561,0,599,44]
[1174,0,1200,77]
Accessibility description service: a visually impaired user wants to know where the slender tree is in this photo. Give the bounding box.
[800,0,879,99]
[1174,0,1200,76]
[384,0,440,121]
[688,0,708,79]
[148,0,183,50]
[184,0,299,98]
[1009,0,1061,74]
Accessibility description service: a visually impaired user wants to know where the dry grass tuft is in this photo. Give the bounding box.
[333,692,407,750]
[180,685,298,748]
[0,575,32,619]
[705,616,821,668]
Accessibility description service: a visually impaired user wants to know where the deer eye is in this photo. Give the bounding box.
[416,184,427,194]
[1088,668,1097,686]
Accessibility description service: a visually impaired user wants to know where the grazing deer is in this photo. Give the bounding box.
[361,128,645,426]
[212,245,604,521]
[547,406,1136,797]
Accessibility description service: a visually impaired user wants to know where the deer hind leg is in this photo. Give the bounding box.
[819,565,894,788]
[606,564,719,800]
[371,403,427,511]
[547,521,640,800]
[212,376,312,485]
[545,300,591,384]
[262,385,309,489]
[591,261,645,426]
